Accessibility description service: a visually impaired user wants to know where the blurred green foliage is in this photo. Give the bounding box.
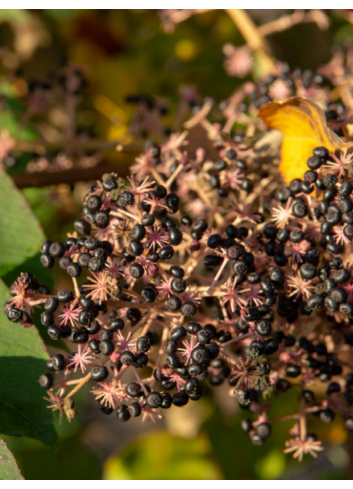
[0,8,352,480]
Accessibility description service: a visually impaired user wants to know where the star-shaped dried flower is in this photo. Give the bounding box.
[115,330,137,353]
[223,44,253,78]
[66,344,94,373]
[110,218,131,246]
[8,278,44,312]
[145,225,169,251]
[92,379,126,408]
[127,175,154,196]
[106,256,126,278]
[284,437,324,462]
[83,271,111,304]
[221,167,244,190]
[130,153,157,180]
[178,336,199,365]
[58,302,82,329]
[333,225,351,246]
[284,240,311,264]
[54,372,72,397]
[287,273,315,299]
[155,278,173,299]
[219,279,247,312]
[324,150,353,178]
[44,391,64,424]
[231,199,262,225]
[243,284,263,307]
[271,199,293,229]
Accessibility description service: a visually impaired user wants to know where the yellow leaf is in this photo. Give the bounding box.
[258,97,348,183]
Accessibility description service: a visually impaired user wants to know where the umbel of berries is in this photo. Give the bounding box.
[6,131,353,463]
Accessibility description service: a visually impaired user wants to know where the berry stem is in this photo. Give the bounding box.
[106,300,152,310]
[299,396,307,441]
[110,209,139,221]
[132,366,149,396]
[72,277,81,298]
[151,325,169,389]
[221,331,253,347]
[113,364,128,381]
[65,358,109,399]
[207,257,229,294]
[165,163,184,190]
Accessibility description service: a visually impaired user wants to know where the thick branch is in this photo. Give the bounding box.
[13,138,143,155]
[225,9,275,74]
[10,162,131,188]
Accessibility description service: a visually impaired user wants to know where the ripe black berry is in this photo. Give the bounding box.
[47,325,63,341]
[170,326,187,342]
[255,320,272,336]
[57,289,74,303]
[44,297,59,313]
[70,329,88,343]
[172,391,189,407]
[158,246,174,260]
[102,177,118,192]
[167,295,182,311]
[120,351,136,365]
[41,312,54,326]
[131,224,146,241]
[91,365,109,382]
[286,364,301,378]
[40,254,55,269]
[256,423,271,438]
[146,391,163,408]
[299,263,317,280]
[136,336,151,352]
[116,405,131,422]
[181,301,197,316]
[74,219,91,235]
[129,402,142,417]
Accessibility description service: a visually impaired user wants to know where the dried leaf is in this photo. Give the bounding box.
[258,97,349,182]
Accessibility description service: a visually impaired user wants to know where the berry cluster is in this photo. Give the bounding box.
[4,111,353,461]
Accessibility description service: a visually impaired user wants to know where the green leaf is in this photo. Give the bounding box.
[103,430,222,480]
[0,438,24,480]
[0,170,67,351]
[4,430,101,480]
[0,169,44,277]
[0,280,58,449]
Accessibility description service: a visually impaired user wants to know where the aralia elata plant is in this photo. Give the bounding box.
[3,46,353,464]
